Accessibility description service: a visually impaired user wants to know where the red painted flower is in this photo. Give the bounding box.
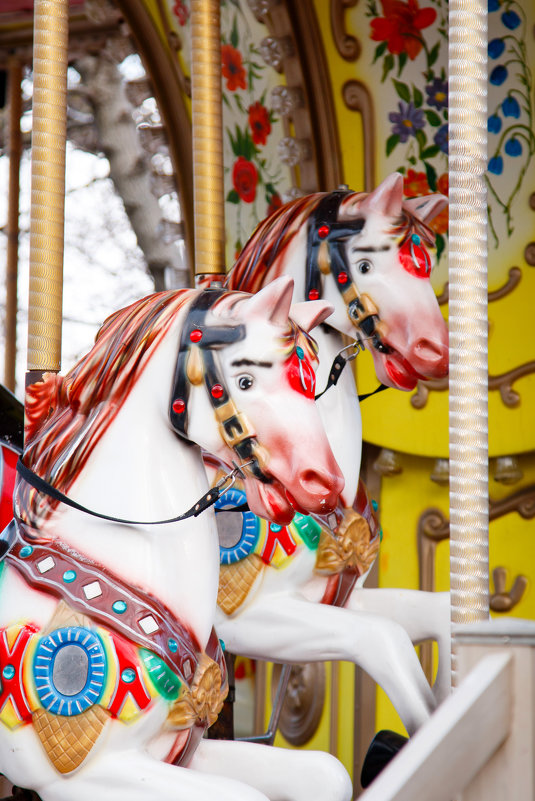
[267,192,282,217]
[222,44,247,92]
[403,169,429,197]
[232,157,258,203]
[371,0,437,60]
[172,1,189,26]
[248,101,271,146]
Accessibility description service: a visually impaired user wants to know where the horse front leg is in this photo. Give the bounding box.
[191,739,352,801]
[217,594,436,735]
[345,588,451,702]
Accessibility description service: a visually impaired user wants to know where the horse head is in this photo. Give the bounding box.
[171,277,344,525]
[311,173,448,391]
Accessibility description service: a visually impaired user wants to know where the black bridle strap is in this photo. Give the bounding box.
[16,458,235,526]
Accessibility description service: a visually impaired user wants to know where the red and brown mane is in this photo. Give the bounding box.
[18,290,193,525]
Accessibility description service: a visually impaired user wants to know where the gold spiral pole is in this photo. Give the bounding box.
[191,0,226,285]
[27,0,69,383]
[448,0,489,685]
[4,59,22,392]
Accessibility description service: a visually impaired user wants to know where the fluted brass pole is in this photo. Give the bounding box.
[27,0,69,384]
[191,0,226,285]
[448,0,489,686]
[4,59,22,392]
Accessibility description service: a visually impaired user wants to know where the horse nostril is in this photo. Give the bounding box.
[298,469,343,497]
[413,338,446,363]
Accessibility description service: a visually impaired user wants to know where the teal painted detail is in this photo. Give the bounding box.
[219,639,225,652]
[296,346,304,359]
[167,638,178,653]
[379,528,383,542]
[371,500,378,511]
[411,234,421,245]
[112,600,127,614]
[121,668,136,684]
[62,570,76,583]
[139,649,181,701]
[291,513,322,550]
[2,665,15,680]
[270,524,282,533]
[19,546,33,558]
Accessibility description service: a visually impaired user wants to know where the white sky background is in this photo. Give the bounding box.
[0,56,162,399]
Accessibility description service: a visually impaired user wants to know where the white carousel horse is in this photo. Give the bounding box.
[0,279,352,801]
[213,173,451,736]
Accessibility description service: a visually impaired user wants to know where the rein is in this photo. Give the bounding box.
[16,457,248,526]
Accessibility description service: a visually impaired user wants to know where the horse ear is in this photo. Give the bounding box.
[242,275,295,326]
[359,172,404,217]
[290,301,334,333]
[404,194,448,225]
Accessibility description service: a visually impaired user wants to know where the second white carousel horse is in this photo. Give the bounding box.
[214,173,450,735]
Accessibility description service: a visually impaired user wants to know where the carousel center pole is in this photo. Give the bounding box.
[448,0,489,685]
[27,0,68,388]
[191,0,226,287]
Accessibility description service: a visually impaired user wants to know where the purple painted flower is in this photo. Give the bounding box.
[388,102,425,143]
[425,78,448,110]
[434,123,449,154]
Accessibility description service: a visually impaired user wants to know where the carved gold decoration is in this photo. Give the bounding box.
[411,360,535,409]
[168,653,227,729]
[493,456,524,485]
[271,662,326,746]
[488,266,522,301]
[218,554,264,615]
[342,80,375,192]
[490,566,528,613]
[524,242,535,265]
[330,0,360,61]
[430,458,449,486]
[33,706,109,774]
[315,510,379,575]
[373,448,402,476]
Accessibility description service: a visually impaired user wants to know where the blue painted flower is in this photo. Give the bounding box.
[434,124,449,154]
[501,10,521,29]
[490,65,508,86]
[502,96,520,118]
[505,138,522,157]
[425,78,448,110]
[488,115,502,133]
[488,38,505,59]
[388,102,425,143]
[488,0,500,10]
[488,156,504,174]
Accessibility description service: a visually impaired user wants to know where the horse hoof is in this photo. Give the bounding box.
[360,729,409,788]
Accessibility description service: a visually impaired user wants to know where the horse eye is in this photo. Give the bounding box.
[237,374,254,391]
[358,260,371,274]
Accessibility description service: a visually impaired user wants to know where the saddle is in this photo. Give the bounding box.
[0,520,227,773]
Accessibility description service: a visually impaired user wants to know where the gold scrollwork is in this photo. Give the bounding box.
[490,566,528,613]
[271,662,326,746]
[330,0,360,62]
[168,654,227,729]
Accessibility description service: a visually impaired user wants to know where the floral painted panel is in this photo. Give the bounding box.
[349,0,535,287]
[167,0,294,264]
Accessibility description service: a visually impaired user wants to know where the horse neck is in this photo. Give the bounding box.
[45,319,220,647]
